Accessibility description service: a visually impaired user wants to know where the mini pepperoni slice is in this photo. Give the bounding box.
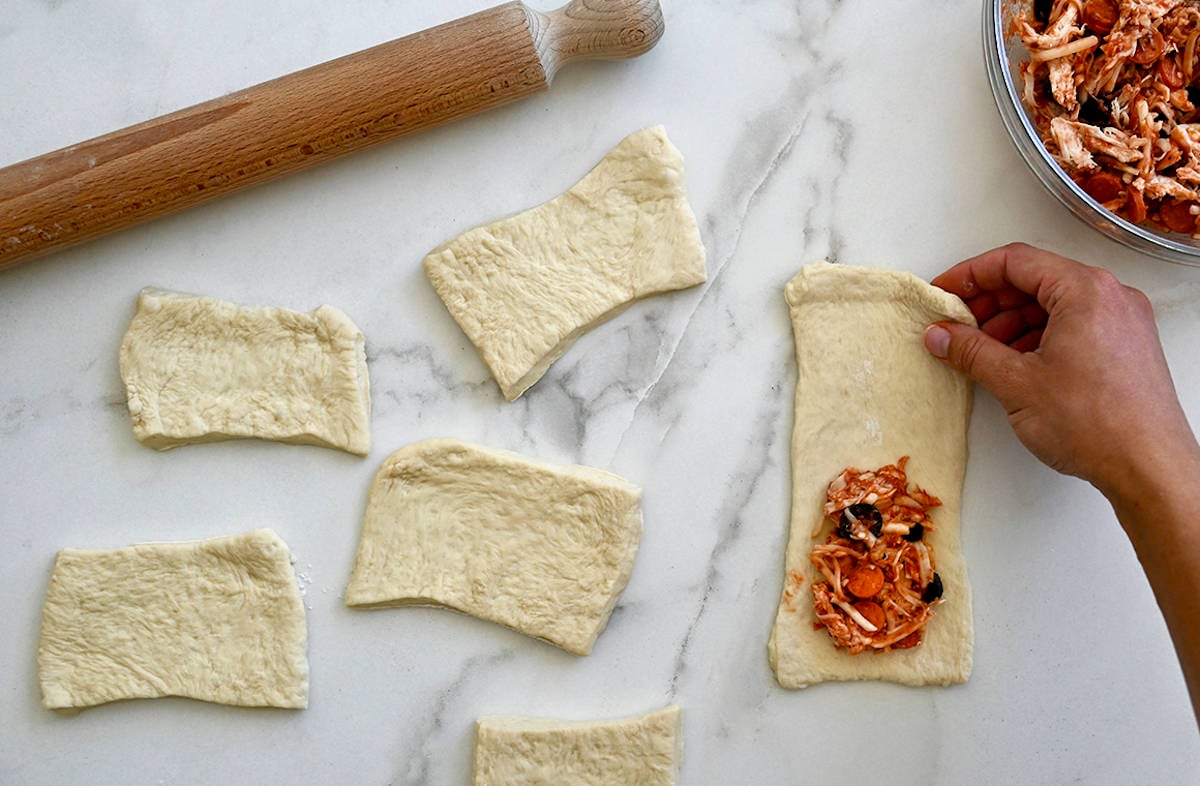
[1160,200,1199,234]
[1131,29,1165,66]
[852,600,886,631]
[1081,0,1118,36]
[1158,56,1185,90]
[1127,188,1148,224]
[1081,172,1124,203]
[891,631,922,649]
[845,563,885,599]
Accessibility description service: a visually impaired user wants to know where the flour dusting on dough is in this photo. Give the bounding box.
[865,417,883,445]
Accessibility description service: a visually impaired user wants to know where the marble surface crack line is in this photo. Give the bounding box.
[610,113,811,464]
[820,109,852,264]
[667,400,782,699]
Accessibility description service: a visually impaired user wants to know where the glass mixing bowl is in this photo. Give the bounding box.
[982,0,1200,265]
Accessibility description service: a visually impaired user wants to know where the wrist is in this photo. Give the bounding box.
[1097,433,1200,547]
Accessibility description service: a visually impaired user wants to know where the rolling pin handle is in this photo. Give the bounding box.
[530,0,665,81]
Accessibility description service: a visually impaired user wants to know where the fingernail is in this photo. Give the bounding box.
[924,325,950,358]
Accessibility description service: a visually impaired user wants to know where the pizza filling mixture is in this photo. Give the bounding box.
[1014,0,1200,233]
[809,457,945,654]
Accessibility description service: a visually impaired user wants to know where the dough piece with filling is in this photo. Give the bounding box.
[768,262,976,688]
[38,528,308,710]
[344,438,642,655]
[119,288,371,455]
[474,705,682,786]
[424,125,706,400]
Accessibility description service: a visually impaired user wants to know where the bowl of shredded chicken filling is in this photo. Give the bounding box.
[985,0,1200,264]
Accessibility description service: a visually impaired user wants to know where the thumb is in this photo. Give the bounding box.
[923,321,1027,400]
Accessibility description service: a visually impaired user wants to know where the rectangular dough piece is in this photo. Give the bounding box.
[38,528,309,710]
[344,438,643,655]
[424,125,707,400]
[119,288,371,455]
[474,705,682,786]
[768,262,976,688]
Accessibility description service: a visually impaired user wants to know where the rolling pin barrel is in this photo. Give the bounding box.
[0,0,663,271]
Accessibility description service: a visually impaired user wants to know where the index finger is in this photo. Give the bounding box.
[931,242,1087,304]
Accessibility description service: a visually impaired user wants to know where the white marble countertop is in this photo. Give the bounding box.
[3,1,1199,783]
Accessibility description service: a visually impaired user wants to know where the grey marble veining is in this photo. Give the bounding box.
[394,649,518,786]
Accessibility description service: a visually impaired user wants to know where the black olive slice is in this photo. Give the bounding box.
[1033,0,1052,24]
[903,522,925,542]
[921,572,944,603]
[1078,97,1109,127]
[837,503,883,540]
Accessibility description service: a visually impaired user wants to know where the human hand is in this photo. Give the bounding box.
[923,242,1197,500]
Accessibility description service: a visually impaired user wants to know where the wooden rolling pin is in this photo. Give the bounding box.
[0,0,663,271]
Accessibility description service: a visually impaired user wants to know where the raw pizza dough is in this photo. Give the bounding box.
[38,528,308,710]
[119,287,371,455]
[344,438,642,655]
[424,125,707,401]
[768,262,976,688]
[473,705,682,786]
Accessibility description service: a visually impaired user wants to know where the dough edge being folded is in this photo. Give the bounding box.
[768,262,976,688]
